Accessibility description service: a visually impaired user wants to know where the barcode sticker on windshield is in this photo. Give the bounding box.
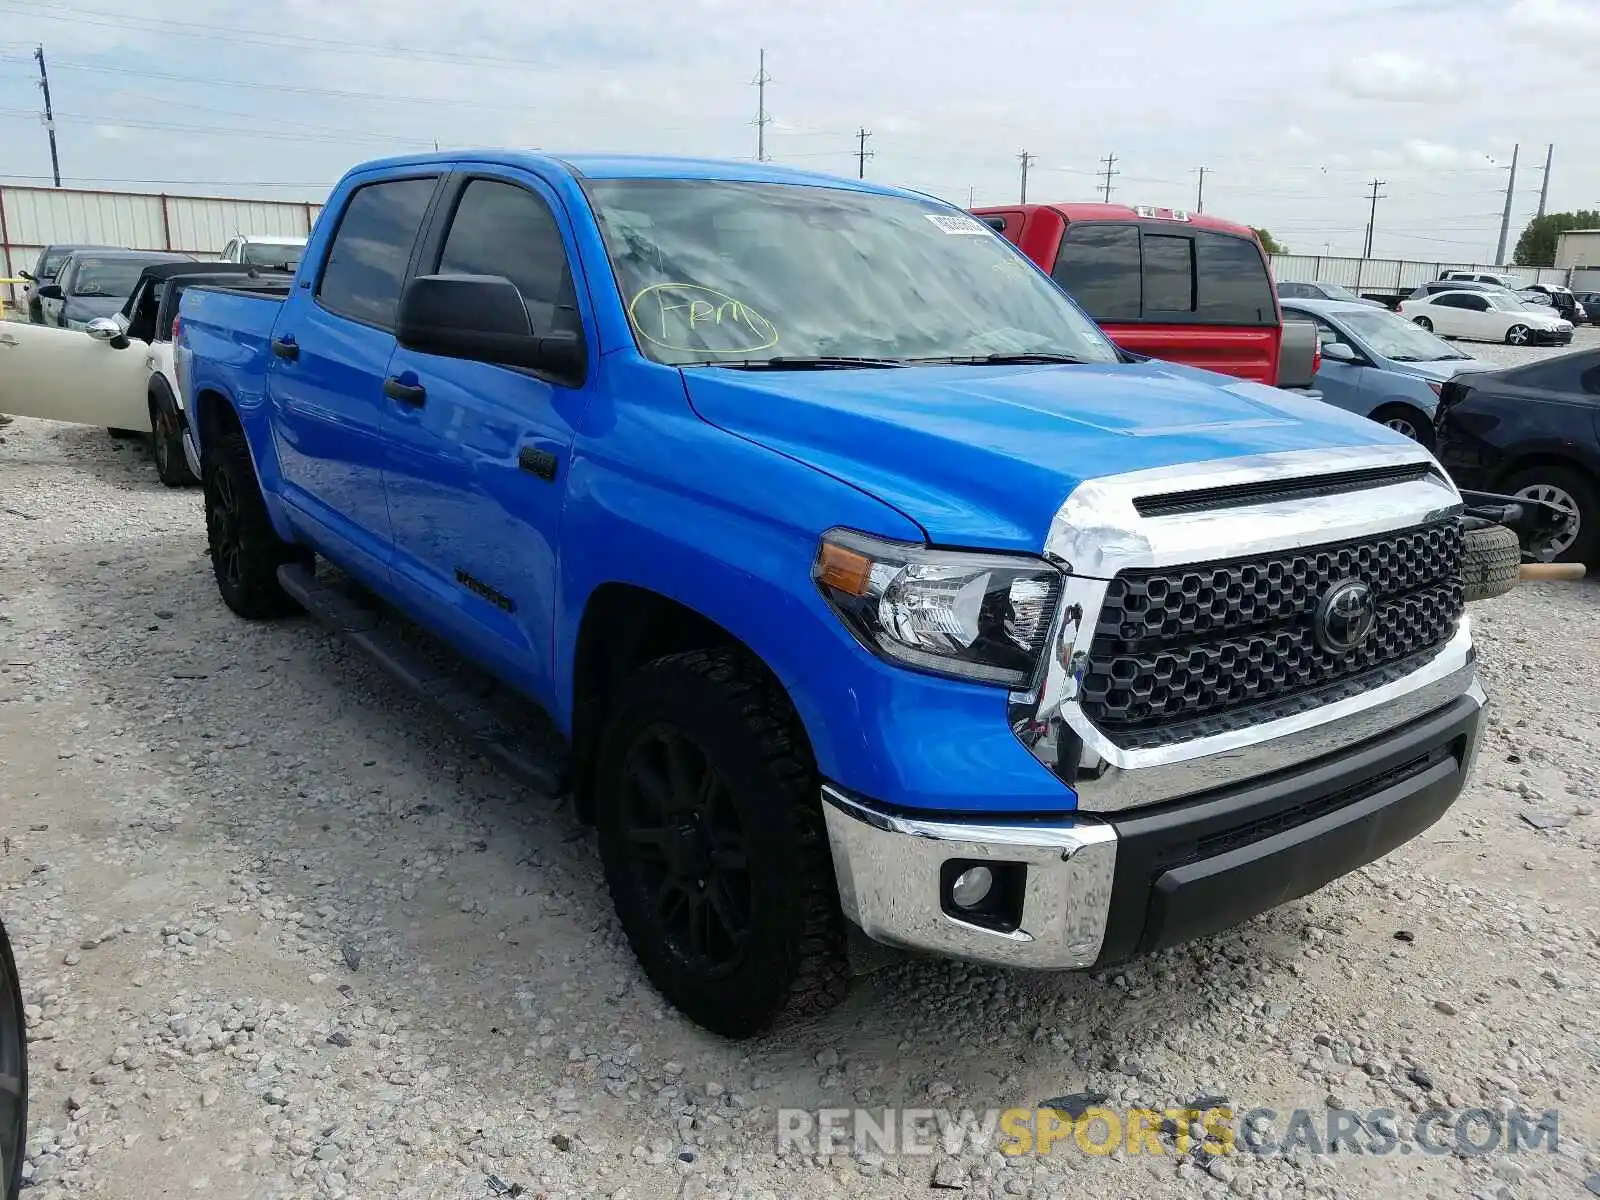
[925,213,990,236]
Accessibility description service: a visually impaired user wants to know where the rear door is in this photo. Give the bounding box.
[267,172,443,580]
[381,169,593,703]
[1049,220,1281,383]
[0,321,149,429]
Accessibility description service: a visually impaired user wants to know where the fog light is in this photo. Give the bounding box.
[950,865,994,909]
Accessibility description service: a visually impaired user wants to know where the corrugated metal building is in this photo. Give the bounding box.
[2,184,324,305]
[1555,230,1600,270]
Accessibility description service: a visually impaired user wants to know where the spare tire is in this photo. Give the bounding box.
[0,914,24,1200]
[1462,522,1521,603]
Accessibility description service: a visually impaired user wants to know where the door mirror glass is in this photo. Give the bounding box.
[396,273,586,382]
[1322,341,1358,363]
[36,283,63,301]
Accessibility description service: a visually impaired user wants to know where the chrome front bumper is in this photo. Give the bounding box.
[824,679,1487,970]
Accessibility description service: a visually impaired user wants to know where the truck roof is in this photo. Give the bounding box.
[348,150,930,200]
[974,201,1257,240]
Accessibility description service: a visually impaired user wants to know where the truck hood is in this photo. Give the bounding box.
[682,359,1415,553]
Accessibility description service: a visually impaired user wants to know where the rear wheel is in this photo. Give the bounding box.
[203,423,305,618]
[0,914,27,1200]
[596,649,848,1038]
[1412,316,1433,332]
[149,397,198,488]
[1505,324,1532,346]
[1504,465,1599,565]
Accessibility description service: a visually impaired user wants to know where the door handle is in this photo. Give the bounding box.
[271,335,299,361]
[518,446,559,481]
[383,376,427,406]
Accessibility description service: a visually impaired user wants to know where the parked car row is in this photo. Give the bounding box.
[16,235,307,329]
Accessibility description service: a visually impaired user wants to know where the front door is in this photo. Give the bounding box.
[267,173,440,579]
[0,322,148,429]
[381,172,593,707]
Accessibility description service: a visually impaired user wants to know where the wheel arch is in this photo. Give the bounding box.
[568,583,816,822]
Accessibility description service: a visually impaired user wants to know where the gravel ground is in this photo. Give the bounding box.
[2,334,1600,1200]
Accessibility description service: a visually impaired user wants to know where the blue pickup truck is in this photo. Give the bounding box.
[175,151,1487,1037]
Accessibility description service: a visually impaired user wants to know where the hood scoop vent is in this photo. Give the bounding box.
[1134,462,1439,518]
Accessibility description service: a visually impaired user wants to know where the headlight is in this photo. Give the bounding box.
[812,528,1065,687]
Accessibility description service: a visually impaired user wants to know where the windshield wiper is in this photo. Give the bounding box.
[909,351,1088,366]
[683,355,907,370]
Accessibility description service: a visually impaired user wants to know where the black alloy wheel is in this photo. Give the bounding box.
[615,725,752,975]
[0,914,27,1200]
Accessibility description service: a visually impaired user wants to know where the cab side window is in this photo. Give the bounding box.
[434,179,583,340]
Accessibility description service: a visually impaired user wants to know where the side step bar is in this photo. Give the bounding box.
[276,563,568,797]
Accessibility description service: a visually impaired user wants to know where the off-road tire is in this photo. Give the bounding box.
[1412,316,1433,332]
[0,914,27,1200]
[596,648,848,1038]
[150,397,198,488]
[1461,522,1521,602]
[1503,464,1599,566]
[203,424,305,618]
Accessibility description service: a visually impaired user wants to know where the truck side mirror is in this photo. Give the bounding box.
[18,269,34,282]
[396,274,586,384]
[35,283,63,301]
[1321,341,1358,363]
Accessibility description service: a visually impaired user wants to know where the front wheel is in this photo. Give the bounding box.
[0,914,27,1200]
[1412,316,1433,331]
[1371,404,1435,449]
[1505,324,1532,346]
[1504,465,1598,565]
[596,649,848,1038]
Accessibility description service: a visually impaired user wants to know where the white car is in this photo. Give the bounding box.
[1439,270,1517,290]
[1398,289,1575,347]
[0,263,291,485]
[218,234,307,270]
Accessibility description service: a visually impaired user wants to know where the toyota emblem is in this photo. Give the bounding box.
[1314,579,1377,655]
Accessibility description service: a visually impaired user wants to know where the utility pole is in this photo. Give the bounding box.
[751,48,772,162]
[1536,142,1553,220]
[1194,166,1207,214]
[966,185,975,208]
[1098,153,1119,203]
[34,45,61,188]
[1362,178,1387,258]
[1495,144,1520,265]
[854,127,873,179]
[1018,151,1033,203]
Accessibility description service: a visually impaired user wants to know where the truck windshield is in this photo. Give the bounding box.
[585,179,1120,366]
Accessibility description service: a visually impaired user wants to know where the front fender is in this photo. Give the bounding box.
[556,367,1078,815]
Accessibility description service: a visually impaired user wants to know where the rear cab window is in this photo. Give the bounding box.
[1052,221,1276,327]
[316,176,439,329]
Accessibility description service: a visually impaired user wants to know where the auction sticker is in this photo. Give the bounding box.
[925,213,991,236]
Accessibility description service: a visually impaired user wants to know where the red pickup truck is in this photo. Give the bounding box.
[973,202,1317,389]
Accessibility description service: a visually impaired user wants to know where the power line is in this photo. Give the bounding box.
[855,127,873,180]
[1098,153,1118,203]
[752,48,771,163]
[33,44,59,187]
[1362,178,1387,257]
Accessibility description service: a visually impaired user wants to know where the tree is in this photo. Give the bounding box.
[1513,210,1600,267]
[1252,227,1287,255]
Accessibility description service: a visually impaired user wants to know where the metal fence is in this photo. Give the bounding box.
[0,184,325,306]
[1270,253,1573,295]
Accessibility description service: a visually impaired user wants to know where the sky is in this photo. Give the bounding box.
[1,0,1597,262]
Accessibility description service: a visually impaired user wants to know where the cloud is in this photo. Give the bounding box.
[1330,52,1456,101]
[1402,138,1489,169]
[1506,0,1600,57]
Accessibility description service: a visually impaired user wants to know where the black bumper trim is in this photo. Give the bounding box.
[1094,692,1482,967]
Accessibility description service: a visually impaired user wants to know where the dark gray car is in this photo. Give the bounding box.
[19,243,118,323]
[35,250,192,329]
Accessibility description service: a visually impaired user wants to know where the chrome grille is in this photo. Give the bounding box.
[1078,520,1465,749]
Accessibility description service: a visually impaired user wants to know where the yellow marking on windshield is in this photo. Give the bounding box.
[628,283,778,354]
